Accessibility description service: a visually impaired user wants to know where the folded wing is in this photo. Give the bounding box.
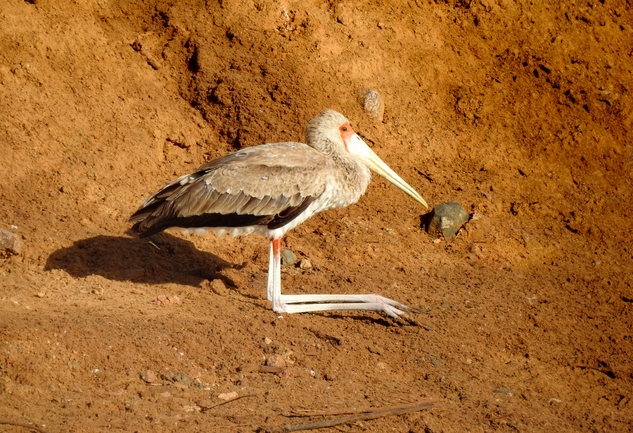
[129,143,331,237]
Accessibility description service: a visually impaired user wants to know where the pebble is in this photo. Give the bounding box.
[218,391,238,401]
[277,369,295,379]
[281,249,297,265]
[161,371,176,382]
[153,295,181,306]
[426,202,469,239]
[209,279,228,296]
[265,354,286,368]
[174,371,192,385]
[140,370,157,383]
[0,228,22,255]
[299,258,312,270]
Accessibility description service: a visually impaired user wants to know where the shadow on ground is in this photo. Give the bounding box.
[45,233,238,287]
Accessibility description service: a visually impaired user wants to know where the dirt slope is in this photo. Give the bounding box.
[1,0,632,432]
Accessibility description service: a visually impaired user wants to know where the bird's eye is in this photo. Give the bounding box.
[341,126,348,132]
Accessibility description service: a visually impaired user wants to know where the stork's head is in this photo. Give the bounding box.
[306,109,428,209]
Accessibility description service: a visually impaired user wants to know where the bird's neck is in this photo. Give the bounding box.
[329,151,372,207]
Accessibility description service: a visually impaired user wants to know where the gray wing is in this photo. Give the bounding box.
[129,143,332,237]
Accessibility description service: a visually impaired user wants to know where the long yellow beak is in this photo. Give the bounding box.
[347,134,428,209]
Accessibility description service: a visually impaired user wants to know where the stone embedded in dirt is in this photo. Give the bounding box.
[299,258,312,269]
[425,202,469,239]
[277,368,295,379]
[265,354,286,368]
[363,89,385,120]
[281,249,297,265]
[208,279,228,296]
[174,371,192,385]
[183,404,201,412]
[217,391,238,401]
[161,371,177,382]
[159,370,192,386]
[0,228,22,255]
[140,370,157,383]
[493,388,514,395]
[153,295,181,306]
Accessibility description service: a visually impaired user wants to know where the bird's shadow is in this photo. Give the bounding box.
[45,233,238,287]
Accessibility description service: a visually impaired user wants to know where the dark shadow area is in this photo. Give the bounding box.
[45,233,238,287]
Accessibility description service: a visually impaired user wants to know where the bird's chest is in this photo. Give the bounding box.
[323,164,371,210]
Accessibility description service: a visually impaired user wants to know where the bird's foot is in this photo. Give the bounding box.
[272,294,428,319]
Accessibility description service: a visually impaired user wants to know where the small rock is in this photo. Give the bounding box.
[426,202,469,239]
[140,370,157,383]
[492,388,513,395]
[209,279,228,296]
[174,371,192,385]
[0,228,22,255]
[265,354,286,368]
[299,258,312,270]
[281,249,297,265]
[324,373,336,381]
[217,391,238,401]
[277,368,295,379]
[36,291,46,298]
[153,295,181,306]
[161,371,175,382]
[263,336,273,345]
[597,89,619,106]
[363,89,385,121]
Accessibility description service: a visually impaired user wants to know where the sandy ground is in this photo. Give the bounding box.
[1,0,632,432]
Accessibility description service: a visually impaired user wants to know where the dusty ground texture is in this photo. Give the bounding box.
[1,0,632,432]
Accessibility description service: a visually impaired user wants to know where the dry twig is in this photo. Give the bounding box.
[0,420,51,433]
[283,399,435,431]
[199,393,258,412]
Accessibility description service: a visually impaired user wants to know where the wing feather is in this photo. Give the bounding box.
[129,142,333,237]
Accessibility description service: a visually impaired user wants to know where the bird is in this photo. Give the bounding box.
[129,109,428,318]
